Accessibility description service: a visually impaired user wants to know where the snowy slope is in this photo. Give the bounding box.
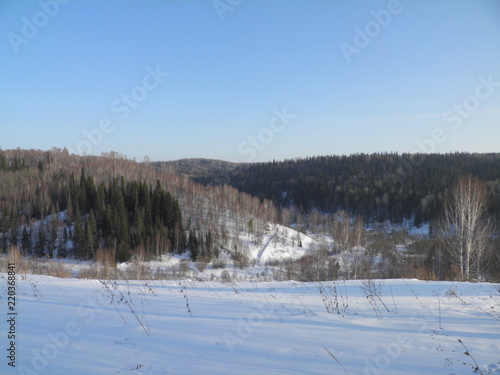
[242,224,318,262]
[2,275,499,375]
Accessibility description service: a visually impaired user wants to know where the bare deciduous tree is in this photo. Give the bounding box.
[332,210,350,251]
[438,176,493,281]
[351,215,366,249]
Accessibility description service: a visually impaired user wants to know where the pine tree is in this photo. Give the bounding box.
[87,210,97,258]
[296,230,302,248]
[78,167,87,212]
[48,220,58,258]
[143,183,153,238]
[85,175,97,210]
[73,202,85,258]
[206,230,213,257]
[65,193,75,225]
[58,227,68,259]
[21,227,30,255]
[189,229,199,261]
[247,218,255,235]
[132,204,145,248]
[10,228,18,247]
[35,225,46,257]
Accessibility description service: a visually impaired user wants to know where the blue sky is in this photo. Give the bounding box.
[1,0,500,162]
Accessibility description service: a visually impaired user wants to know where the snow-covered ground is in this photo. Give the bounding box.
[2,275,498,374]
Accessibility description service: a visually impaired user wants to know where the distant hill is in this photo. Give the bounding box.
[190,153,500,224]
[0,149,276,263]
[155,158,239,183]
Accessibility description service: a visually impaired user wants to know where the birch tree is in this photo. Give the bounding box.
[438,176,492,281]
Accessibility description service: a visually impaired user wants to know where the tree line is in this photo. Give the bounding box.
[0,148,277,264]
[1,160,184,262]
[66,168,184,261]
[194,152,500,224]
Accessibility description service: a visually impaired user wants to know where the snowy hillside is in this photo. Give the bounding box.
[2,275,499,374]
[234,223,319,262]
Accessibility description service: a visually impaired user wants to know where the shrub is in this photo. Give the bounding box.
[195,256,211,272]
[221,270,232,283]
[232,251,250,269]
[211,258,226,269]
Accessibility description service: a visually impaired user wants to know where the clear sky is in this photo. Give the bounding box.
[1,0,500,162]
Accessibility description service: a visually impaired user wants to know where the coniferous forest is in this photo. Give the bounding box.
[0,149,184,262]
[192,153,500,224]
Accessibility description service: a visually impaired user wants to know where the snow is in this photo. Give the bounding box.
[247,224,314,262]
[3,275,499,374]
[408,222,431,237]
[10,207,435,278]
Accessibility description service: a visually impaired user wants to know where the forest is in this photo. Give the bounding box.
[192,152,500,224]
[0,148,276,264]
[0,159,183,262]
[1,148,499,281]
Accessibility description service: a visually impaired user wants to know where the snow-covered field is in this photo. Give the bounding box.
[1,275,498,374]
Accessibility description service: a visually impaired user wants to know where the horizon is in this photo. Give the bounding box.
[2,1,500,163]
[2,146,500,165]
